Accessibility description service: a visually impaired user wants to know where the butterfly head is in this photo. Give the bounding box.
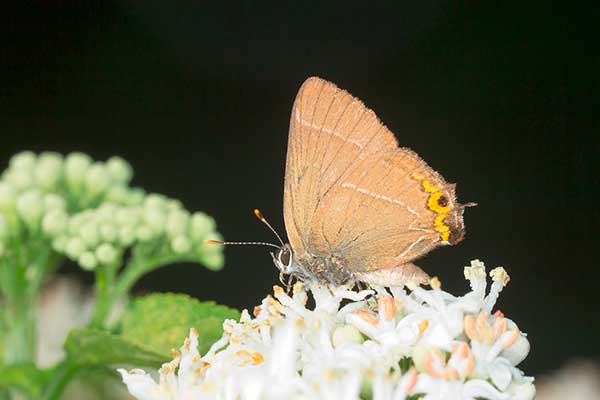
[271,243,295,275]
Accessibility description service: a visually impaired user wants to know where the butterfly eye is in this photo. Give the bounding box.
[278,247,292,268]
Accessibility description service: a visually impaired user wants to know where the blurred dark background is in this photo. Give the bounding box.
[2,1,597,376]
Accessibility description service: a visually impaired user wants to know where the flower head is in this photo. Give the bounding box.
[120,260,534,400]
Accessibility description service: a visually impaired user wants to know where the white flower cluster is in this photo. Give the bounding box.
[0,151,222,270]
[52,194,223,270]
[119,260,535,400]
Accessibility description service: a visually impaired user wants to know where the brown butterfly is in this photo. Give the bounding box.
[211,77,474,287]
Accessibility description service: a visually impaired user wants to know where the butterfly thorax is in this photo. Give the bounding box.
[295,251,353,286]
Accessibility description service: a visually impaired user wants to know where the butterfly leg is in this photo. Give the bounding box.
[285,273,295,294]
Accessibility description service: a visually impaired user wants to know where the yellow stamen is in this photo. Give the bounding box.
[418,319,429,335]
[251,352,264,365]
[490,267,510,286]
[273,285,284,296]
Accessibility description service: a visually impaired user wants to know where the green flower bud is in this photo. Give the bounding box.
[136,225,154,242]
[79,223,100,246]
[79,251,97,270]
[106,156,132,184]
[0,182,16,211]
[10,151,37,171]
[42,209,68,236]
[68,213,86,234]
[16,189,44,229]
[65,237,86,259]
[96,243,118,264]
[143,208,166,233]
[144,193,167,210]
[127,188,145,205]
[85,163,111,194]
[105,186,129,204]
[189,212,216,240]
[96,204,117,223]
[199,251,224,270]
[165,209,189,237]
[166,199,183,212]
[115,207,139,227]
[35,152,63,190]
[171,235,191,254]
[4,169,34,190]
[43,193,66,211]
[118,225,136,246]
[52,236,68,252]
[65,152,92,189]
[99,224,118,242]
[332,324,364,347]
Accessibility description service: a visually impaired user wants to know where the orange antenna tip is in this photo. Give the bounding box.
[254,209,263,220]
[204,239,224,245]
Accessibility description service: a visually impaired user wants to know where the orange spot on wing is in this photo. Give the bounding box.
[434,213,449,232]
[428,192,452,213]
[422,180,438,193]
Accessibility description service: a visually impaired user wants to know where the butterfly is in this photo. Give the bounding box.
[210,77,473,287]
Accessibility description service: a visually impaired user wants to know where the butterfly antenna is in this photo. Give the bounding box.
[204,239,280,249]
[253,209,285,247]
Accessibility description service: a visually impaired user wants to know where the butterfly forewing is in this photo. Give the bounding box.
[284,78,398,256]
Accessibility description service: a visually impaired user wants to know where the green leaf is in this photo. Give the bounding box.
[0,363,49,398]
[120,293,239,357]
[399,356,413,374]
[64,329,166,367]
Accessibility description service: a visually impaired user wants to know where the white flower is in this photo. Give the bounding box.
[120,260,534,400]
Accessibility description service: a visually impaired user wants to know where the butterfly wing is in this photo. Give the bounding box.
[283,77,399,257]
[313,148,460,272]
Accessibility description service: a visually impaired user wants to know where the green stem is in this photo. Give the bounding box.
[2,250,36,365]
[88,251,183,328]
[39,361,81,400]
[89,268,111,328]
[113,253,181,300]
[4,302,35,364]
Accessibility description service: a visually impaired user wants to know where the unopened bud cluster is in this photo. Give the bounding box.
[0,151,222,270]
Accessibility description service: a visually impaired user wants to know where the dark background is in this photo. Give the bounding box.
[2,1,597,376]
